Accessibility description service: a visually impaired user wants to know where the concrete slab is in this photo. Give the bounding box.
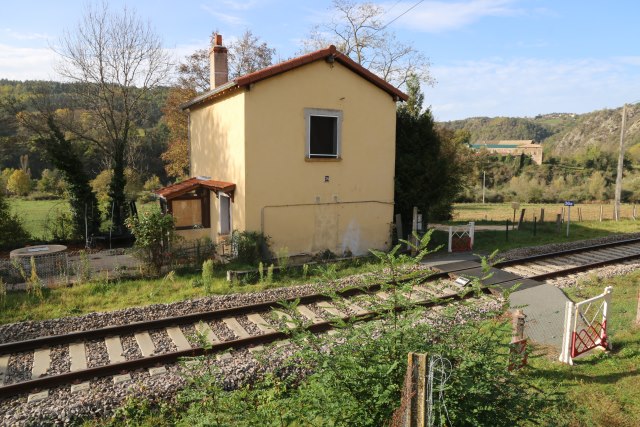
[296,305,323,323]
[27,390,48,403]
[0,355,9,383]
[113,373,131,384]
[70,382,91,393]
[347,303,369,315]
[451,267,522,287]
[68,343,87,372]
[223,318,251,339]
[247,313,276,333]
[273,310,297,329]
[317,301,345,317]
[134,332,156,357]
[429,260,481,274]
[195,322,220,345]
[509,283,569,350]
[148,366,167,377]
[32,348,51,379]
[105,337,126,363]
[421,252,482,269]
[166,326,191,351]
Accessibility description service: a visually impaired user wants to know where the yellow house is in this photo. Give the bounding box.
[157,35,407,256]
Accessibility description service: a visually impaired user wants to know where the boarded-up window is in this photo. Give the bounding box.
[173,199,203,228]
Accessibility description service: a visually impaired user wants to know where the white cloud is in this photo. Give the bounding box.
[427,56,640,120]
[200,4,247,26]
[0,44,57,80]
[219,0,262,11]
[391,0,520,33]
[1,28,49,41]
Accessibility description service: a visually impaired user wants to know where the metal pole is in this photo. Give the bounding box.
[482,171,486,204]
[614,104,628,221]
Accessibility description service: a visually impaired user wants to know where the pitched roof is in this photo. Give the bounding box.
[155,177,236,200]
[182,45,408,110]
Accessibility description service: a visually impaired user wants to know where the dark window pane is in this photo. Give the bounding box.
[310,116,337,157]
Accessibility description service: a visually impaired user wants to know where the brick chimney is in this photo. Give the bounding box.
[210,34,228,89]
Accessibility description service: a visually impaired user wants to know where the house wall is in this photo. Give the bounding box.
[243,60,396,255]
[188,93,246,242]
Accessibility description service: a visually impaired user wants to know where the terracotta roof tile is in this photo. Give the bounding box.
[182,45,407,110]
[155,177,236,200]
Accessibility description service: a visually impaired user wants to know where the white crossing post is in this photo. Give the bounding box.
[447,226,453,253]
[559,300,575,365]
[469,222,475,250]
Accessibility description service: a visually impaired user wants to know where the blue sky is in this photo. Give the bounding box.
[1,0,639,120]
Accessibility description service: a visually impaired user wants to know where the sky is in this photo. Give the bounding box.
[1,0,639,121]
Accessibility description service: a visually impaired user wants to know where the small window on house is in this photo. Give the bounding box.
[305,108,342,159]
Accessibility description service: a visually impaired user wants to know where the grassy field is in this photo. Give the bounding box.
[0,258,382,325]
[453,202,639,223]
[8,198,70,239]
[529,270,640,425]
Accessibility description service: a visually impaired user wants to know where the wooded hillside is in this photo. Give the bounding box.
[440,104,640,158]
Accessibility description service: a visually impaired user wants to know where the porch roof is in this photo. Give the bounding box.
[155,177,235,200]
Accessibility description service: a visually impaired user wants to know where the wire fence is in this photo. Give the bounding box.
[0,239,217,288]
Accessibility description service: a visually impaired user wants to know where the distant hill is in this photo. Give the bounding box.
[439,104,640,158]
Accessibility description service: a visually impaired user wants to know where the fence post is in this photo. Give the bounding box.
[469,221,475,249]
[505,220,509,242]
[405,352,428,427]
[448,226,453,253]
[540,208,545,223]
[599,205,603,222]
[555,214,562,233]
[518,209,526,229]
[533,217,537,236]
[396,213,404,242]
[634,205,637,221]
[411,207,419,256]
[578,207,582,222]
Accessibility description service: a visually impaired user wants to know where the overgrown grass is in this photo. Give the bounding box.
[528,270,640,426]
[0,258,383,325]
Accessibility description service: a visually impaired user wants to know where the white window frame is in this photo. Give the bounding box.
[219,193,232,235]
[305,108,343,159]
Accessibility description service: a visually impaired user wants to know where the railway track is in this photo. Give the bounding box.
[2,237,640,403]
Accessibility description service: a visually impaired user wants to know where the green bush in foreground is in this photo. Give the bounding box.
[102,233,557,426]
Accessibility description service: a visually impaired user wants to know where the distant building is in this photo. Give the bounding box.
[470,140,543,165]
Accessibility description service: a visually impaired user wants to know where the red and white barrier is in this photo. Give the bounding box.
[559,286,612,365]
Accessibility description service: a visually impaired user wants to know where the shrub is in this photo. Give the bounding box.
[0,192,30,248]
[44,209,76,241]
[202,259,214,283]
[125,207,175,276]
[231,230,271,266]
[6,169,31,196]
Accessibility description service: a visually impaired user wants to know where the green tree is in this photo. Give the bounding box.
[38,118,101,238]
[398,73,424,118]
[56,3,172,229]
[395,108,466,226]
